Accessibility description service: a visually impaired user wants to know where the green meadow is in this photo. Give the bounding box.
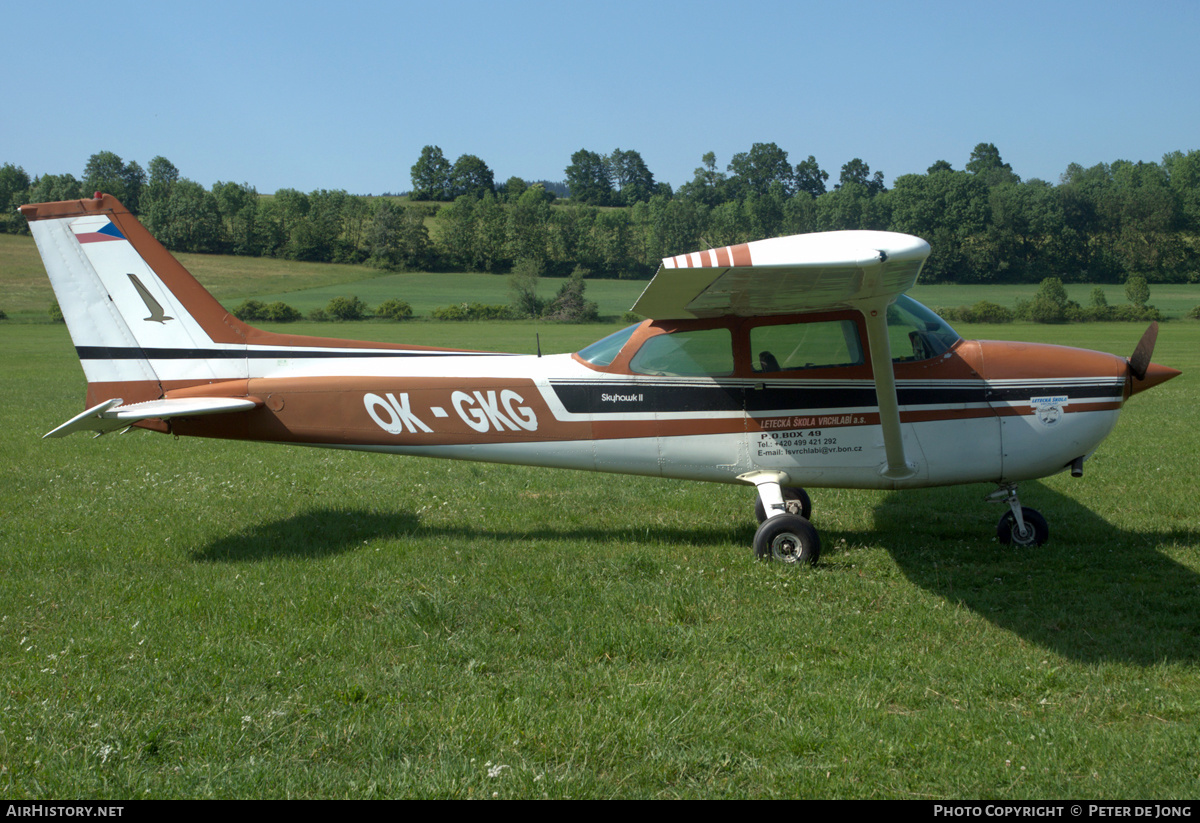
[2,239,1199,797]
[1,316,1198,798]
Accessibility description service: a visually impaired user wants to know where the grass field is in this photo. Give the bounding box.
[1,315,1198,798]
[247,271,647,320]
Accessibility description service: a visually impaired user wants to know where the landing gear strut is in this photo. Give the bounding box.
[988,485,1049,547]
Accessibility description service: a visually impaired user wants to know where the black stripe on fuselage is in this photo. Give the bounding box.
[549,380,1123,415]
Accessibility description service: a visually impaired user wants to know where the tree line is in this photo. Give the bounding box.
[2,142,1198,284]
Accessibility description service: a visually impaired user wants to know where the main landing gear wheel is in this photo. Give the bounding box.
[754,486,812,523]
[996,507,1049,547]
[753,514,821,565]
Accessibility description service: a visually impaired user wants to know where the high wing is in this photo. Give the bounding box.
[634,230,933,480]
[631,230,930,320]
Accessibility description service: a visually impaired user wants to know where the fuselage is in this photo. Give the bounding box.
[156,308,1135,491]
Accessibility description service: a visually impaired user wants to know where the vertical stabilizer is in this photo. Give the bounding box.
[22,194,252,404]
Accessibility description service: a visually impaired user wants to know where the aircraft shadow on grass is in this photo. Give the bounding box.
[865,484,1200,666]
[191,488,1199,666]
[189,506,741,565]
[191,508,422,563]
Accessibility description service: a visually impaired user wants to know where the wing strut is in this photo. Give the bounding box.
[861,295,917,480]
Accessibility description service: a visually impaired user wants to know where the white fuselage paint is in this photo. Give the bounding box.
[257,351,1124,490]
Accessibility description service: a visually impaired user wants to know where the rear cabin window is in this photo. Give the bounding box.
[750,320,864,372]
[629,328,734,376]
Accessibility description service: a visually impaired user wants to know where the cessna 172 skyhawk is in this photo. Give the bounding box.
[22,193,1180,565]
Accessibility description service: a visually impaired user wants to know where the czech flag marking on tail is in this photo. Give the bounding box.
[70,215,126,244]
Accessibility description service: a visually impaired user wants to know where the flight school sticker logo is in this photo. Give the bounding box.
[1030,395,1068,426]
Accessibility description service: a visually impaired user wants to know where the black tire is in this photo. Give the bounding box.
[753,514,821,565]
[996,507,1049,547]
[754,487,812,524]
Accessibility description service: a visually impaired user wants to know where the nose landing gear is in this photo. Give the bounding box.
[988,485,1049,547]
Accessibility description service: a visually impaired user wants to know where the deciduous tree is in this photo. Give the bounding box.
[966,143,1019,187]
[369,201,429,270]
[678,152,727,207]
[565,149,613,205]
[793,155,828,198]
[411,145,451,201]
[83,151,146,213]
[607,148,655,205]
[449,154,495,199]
[727,142,794,198]
[0,163,30,231]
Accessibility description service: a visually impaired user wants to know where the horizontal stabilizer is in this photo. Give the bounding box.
[44,397,260,439]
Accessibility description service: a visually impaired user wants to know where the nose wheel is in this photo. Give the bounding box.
[997,508,1049,546]
[988,486,1049,547]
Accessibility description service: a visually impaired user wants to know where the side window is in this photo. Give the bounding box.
[629,328,734,376]
[750,320,863,372]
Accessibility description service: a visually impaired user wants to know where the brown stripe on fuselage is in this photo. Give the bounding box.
[173,375,585,447]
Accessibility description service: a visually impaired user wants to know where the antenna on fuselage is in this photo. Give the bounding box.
[536,332,542,358]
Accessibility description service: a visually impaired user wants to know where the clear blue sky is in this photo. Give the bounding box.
[3,0,1197,195]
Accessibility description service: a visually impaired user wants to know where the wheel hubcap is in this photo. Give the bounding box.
[1012,522,1035,545]
[771,533,802,562]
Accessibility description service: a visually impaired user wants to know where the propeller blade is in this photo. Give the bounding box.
[1128,321,1158,381]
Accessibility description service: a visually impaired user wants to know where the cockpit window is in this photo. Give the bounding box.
[887,295,961,362]
[577,323,639,367]
[750,320,863,372]
[629,328,733,376]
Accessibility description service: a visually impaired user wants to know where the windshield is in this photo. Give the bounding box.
[577,323,639,367]
[887,295,961,362]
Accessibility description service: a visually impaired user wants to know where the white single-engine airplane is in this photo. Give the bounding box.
[22,193,1180,564]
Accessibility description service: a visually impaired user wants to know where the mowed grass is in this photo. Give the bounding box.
[1,319,1198,798]
[248,271,646,319]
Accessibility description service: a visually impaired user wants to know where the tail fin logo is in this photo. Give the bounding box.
[127,274,174,323]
